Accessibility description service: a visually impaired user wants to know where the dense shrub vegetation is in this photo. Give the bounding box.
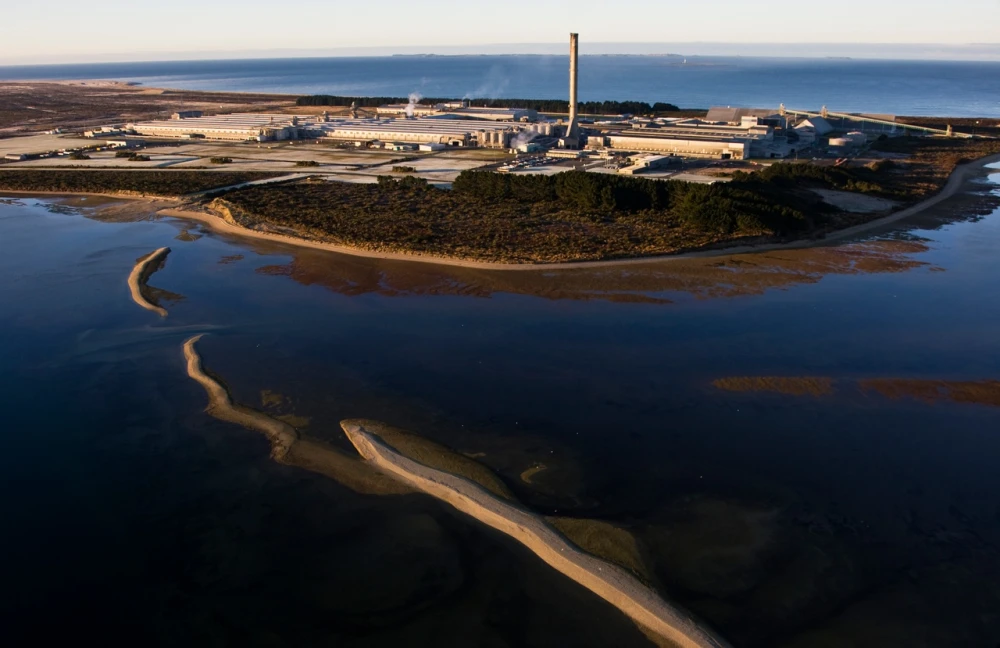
[296,95,680,114]
[294,160,319,167]
[0,170,280,196]
[210,157,233,164]
[210,167,838,263]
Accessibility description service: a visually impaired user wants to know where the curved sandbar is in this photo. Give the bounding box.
[158,153,1000,272]
[182,335,409,494]
[128,247,171,316]
[183,334,297,459]
[342,420,732,648]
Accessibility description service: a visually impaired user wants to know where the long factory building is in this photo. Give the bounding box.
[129,111,556,148]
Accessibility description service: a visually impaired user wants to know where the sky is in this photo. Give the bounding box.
[1,0,999,64]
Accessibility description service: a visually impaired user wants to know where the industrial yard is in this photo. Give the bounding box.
[3,31,990,193]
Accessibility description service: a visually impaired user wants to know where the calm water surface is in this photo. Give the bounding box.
[2,56,999,116]
[1,165,1000,647]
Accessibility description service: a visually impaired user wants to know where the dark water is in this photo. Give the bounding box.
[2,164,1000,647]
[2,56,1000,117]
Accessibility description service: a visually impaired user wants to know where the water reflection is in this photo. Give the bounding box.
[248,239,935,304]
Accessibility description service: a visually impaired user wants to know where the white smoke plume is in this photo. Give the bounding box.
[405,91,422,118]
[463,65,510,102]
[511,129,538,149]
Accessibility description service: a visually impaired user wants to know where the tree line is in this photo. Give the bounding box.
[451,168,840,234]
[296,95,680,114]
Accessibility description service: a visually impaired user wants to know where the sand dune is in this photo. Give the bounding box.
[127,247,171,316]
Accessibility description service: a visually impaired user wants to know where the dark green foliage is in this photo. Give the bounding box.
[294,160,320,167]
[114,150,134,158]
[296,95,680,114]
[731,162,891,196]
[68,151,90,160]
[391,165,416,173]
[0,170,281,196]
[128,154,151,162]
[210,157,233,164]
[453,169,824,234]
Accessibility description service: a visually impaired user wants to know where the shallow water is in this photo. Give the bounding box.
[2,165,1000,647]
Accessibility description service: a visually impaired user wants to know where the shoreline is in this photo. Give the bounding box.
[127,247,172,316]
[158,153,1000,271]
[343,420,732,648]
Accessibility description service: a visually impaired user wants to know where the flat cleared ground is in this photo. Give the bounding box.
[2,138,495,182]
[0,133,99,156]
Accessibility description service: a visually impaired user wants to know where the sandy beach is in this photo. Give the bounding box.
[127,247,172,316]
[158,153,1000,272]
[342,420,733,648]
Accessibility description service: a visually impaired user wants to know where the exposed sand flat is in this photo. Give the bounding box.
[342,420,732,648]
[813,189,899,214]
[183,334,297,459]
[128,247,171,317]
[159,153,1000,271]
[182,335,409,493]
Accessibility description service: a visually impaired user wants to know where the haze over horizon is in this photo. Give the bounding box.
[2,0,999,65]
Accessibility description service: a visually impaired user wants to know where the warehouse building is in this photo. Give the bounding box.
[376,103,539,122]
[705,106,787,129]
[130,114,303,142]
[596,133,750,159]
[316,117,517,148]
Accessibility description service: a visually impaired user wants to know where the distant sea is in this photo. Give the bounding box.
[1,55,998,117]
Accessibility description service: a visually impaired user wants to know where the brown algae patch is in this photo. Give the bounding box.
[128,247,172,317]
[343,418,515,500]
[712,376,835,397]
[276,414,311,429]
[547,516,652,582]
[260,389,285,408]
[174,229,202,242]
[520,463,548,484]
[860,378,1000,407]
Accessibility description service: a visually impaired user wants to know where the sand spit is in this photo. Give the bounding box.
[182,335,409,494]
[158,153,1000,272]
[128,247,172,317]
[342,420,732,648]
[183,334,297,459]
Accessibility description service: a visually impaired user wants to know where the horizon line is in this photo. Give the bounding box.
[3,41,1000,67]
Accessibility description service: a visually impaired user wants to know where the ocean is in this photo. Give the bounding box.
[1,55,999,117]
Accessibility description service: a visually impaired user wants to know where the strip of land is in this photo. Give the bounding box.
[157,152,1000,271]
[343,420,732,648]
[128,247,172,316]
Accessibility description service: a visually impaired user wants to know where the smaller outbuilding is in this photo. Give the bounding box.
[796,117,834,136]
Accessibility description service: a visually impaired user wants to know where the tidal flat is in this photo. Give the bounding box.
[1,162,999,647]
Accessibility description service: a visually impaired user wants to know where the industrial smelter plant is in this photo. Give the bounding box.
[126,34,811,160]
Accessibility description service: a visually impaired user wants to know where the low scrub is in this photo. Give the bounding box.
[0,170,281,196]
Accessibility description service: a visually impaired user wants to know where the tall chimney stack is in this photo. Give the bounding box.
[567,32,579,140]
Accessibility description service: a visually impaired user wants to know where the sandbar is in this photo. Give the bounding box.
[342,420,732,648]
[128,247,171,316]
